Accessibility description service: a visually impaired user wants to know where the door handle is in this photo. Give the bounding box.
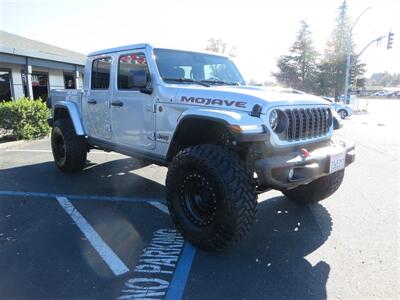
[111,101,124,107]
[88,99,97,105]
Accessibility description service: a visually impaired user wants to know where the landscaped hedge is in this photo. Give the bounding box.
[0,97,51,140]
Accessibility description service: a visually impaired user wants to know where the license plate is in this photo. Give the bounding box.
[329,152,346,173]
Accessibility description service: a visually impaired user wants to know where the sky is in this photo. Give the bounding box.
[1,0,399,83]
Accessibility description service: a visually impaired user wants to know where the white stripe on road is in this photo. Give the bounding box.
[4,149,52,153]
[4,149,120,155]
[56,196,130,276]
[0,190,168,215]
[257,190,283,203]
[149,201,169,214]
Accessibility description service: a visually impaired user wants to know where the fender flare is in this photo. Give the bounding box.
[168,108,268,155]
[53,101,85,135]
[178,108,267,137]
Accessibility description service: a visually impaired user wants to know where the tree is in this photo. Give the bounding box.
[318,0,366,99]
[368,72,400,87]
[272,20,318,93]
[205,38,238,81]
[206,38,237,57]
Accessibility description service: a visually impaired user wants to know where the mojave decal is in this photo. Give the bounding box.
[181,96,247,108]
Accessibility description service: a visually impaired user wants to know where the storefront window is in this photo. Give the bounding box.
[21,71,49,101]
[0,69,13,101]
[64,73,76,89]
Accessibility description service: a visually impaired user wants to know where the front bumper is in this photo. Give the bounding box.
[254,139,355,189]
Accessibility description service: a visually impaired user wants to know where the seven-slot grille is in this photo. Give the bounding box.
[284,107,331,141]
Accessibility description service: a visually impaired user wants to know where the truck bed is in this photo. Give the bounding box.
[50,89,83,108]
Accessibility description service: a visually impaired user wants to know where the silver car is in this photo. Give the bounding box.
[321,96,353,119]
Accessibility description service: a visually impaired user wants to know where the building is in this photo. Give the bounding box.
[0,30,86,101]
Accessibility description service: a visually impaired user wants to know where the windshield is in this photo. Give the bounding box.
[153,48,245,85]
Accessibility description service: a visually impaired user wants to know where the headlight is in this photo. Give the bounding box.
[269,109,279,131]
[268,109,287,133]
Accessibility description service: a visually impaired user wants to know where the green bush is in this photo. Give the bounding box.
[0,97,51,140]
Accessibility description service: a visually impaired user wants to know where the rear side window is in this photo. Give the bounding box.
[91,57,111,89]
[118,53,149,90]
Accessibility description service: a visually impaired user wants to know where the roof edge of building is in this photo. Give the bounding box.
[0,45,86,66]
[0,30,86,65]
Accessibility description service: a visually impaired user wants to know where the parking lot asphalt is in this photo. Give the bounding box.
[0,99,399,299]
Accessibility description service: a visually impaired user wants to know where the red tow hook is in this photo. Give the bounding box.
[299,148,310,158]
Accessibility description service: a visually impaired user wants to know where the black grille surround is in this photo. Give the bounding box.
[280,107,332,142]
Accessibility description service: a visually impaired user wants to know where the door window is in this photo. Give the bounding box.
[117,53,149,90]
[91,57,112,89]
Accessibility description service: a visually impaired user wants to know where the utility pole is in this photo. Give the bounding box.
[343,7,371,104]
[345,31,394,103]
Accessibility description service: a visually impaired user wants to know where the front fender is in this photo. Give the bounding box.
[178,108,267,140]
[53,101,85,135]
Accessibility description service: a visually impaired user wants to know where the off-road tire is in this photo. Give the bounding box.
[283,170,345,204]
[338,109,348,119]
[166,144,257,251]
[51,119,87,173]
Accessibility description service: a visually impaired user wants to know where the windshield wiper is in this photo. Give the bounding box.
[201,80,240,86]
[162,77,210,87]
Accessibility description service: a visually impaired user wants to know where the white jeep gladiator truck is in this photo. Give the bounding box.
[48,44,355,251]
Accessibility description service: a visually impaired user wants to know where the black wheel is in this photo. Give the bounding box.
[166,145,257,251]
[283,170,345,204]
[338,109,347,119]
[51,119,87,173]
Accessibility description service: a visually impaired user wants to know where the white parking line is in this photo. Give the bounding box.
[257,190,283,203]
[149,201,169,214]
[0,190,168,215]
[4,149,121,155]
[4,149,52,153]
[56,196,130,276]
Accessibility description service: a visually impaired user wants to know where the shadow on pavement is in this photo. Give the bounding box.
[1,154,332,299]
[189,195,332,300]
[0,157,165,199]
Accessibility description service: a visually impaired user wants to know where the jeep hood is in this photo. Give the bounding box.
[167,85,328,113]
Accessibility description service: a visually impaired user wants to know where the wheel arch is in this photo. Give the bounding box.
[166,115,232,162]
[53,102,85,135]
[166,110,268,162]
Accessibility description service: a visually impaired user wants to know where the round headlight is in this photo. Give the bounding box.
[269,109,279,131]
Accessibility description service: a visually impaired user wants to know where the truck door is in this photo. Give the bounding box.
[83,56,112,140]
[111,52,155,150]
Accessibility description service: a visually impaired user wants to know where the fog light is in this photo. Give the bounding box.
[288,168,295,180]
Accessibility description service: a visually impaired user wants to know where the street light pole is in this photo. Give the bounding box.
[343,6,371,104]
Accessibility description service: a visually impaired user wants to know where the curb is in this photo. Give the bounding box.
[0,137,48,150]
[0,139,27,150]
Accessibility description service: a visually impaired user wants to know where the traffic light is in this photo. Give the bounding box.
[387,31,394,49]
[356,78,365,88]
[349,68,356,85]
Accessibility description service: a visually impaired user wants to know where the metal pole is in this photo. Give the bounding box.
[344,35,385,105]
[74,65,80,89]
[356,35,386,59]
[24,57,33,99]
[343,6,371,104]
[344,34,352,104]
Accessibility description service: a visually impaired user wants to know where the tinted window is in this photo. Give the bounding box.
[91,57,111,89]
[118,53,149,90]
[154,48,245,85]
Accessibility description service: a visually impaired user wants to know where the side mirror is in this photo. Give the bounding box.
[130,70,152,95]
